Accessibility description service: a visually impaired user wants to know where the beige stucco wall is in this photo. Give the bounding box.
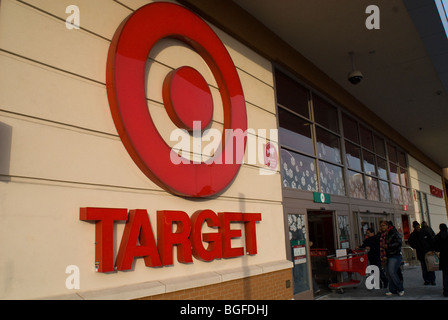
[408,155,448,229]
[0,0,289,299]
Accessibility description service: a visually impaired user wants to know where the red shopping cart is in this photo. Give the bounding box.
[327,250,368,293]
[310,248,329,257]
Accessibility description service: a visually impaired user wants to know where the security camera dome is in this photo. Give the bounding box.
[347,70,363,85]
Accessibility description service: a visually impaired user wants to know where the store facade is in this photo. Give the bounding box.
[1,0,447,300]
[176,0,448,299]
[276,69,416,298]
[409,156,448,232]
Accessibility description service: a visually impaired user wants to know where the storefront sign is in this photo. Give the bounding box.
[430,185,443,198]
[106,2,247,198]
[80,207,261,273]
[81,4,265,275]
[313,192,331,204]
[291,240,306,265]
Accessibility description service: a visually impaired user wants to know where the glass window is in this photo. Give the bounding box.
[337,215,350,249]
[313,95,339,133]
[275,69,411,206]
[342,113,359,143]
[318,161,345,196]
[362,150,376,176]
[402,187,410,206]
[275,72,310,118]
[379,180,391,202]
[365,176,380,201]
[400,168,408,187]
[345,141,362,171]
[278,108,314,155]
[347,170,365,199]
[392,184,402,204]
[281,148,318,191]
[360,125,374,151]
[387,143,398,163]
[374,135,386,158]
[398,151,407,168]
[316,127,342,164]
[389,163,400,184]
[377,157,388,180]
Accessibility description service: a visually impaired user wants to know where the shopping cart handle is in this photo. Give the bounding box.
[327,250,367,260]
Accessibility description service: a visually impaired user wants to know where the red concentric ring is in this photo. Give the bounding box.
[106,2,247,197]
[163,66,213,132]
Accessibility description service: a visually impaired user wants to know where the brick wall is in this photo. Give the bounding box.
[137,269,293,300]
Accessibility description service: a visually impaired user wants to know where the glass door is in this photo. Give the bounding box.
[307,210,336,292]
[288,214,311,295]
[356,212,388,245]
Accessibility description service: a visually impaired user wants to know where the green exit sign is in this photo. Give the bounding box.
[313,192,331,204]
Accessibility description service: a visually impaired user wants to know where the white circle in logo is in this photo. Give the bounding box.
[320,193,325,203]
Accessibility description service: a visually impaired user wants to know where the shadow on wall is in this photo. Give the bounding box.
[0,121,12,183]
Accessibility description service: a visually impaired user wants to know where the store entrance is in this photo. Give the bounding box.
[308,210,336,290]
[356,212,388,246]
[308,211,335,254]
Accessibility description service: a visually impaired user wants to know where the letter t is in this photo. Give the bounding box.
[80,207,128,272]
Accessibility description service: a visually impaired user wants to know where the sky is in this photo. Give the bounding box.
[436,0,448,39]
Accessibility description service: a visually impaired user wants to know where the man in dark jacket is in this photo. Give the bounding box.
[380,221,404,296]
[408,221,436,285]
[422,221,436,237]
[434,223,448,297]
[360,228,387,288]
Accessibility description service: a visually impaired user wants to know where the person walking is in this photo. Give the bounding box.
[408,221,436,285]
[359,228,387,288]
[380,220,404,296]
[434,223,448,297]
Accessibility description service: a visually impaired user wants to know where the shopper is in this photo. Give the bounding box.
[422,221,436,237]
[359,228,387,288]
[380,220,404,296]
[408,221,436,285]
[434,223,448,297]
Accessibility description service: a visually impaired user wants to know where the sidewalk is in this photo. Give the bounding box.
[315,265,447,300]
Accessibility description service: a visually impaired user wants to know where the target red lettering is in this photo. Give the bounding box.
[80,208,261,273]
[79,208,128,273]
[191,209,222,261]
[157,210,193,265]
[115,209,161,270]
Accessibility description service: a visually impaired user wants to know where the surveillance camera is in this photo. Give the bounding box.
[348,70,363,85]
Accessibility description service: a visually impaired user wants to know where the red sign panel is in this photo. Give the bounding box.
[106,3,247,198]
[430,185,443,198]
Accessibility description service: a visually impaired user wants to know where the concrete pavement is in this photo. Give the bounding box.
[315,265,447,300]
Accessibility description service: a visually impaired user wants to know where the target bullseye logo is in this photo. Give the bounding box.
[163,66,213,132]
[106,2,247,198]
